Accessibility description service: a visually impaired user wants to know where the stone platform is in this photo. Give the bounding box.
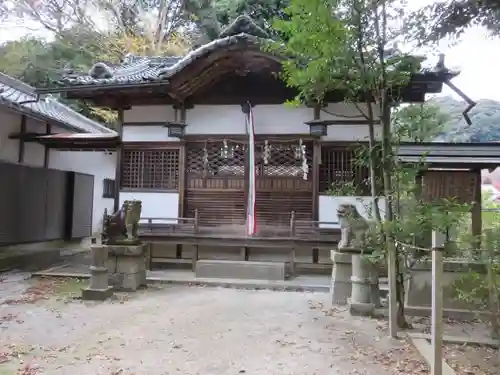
[195,260,286,281]
[105,244,148,291]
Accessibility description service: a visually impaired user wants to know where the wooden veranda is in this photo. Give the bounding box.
[138,211,341,273]
[127,138,371,272]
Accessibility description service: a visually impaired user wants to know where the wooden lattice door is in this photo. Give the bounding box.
[254,140,314,230]
[185,140,247,227]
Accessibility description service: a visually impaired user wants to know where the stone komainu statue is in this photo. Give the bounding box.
[102,200,142,245]
[337,203,370,250]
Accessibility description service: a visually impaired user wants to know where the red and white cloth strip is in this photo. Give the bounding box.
[246,102,257,236]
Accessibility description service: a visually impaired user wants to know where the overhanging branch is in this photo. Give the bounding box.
[444,80,476,126]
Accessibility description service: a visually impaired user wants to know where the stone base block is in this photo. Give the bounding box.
[109,271,146,291]
[195,260,286,281]
[81,287,114,301]
[348,299,375,317]
[122,272,146,291]
[330,251,352,305]
[106,243,147,291]
[106,244,146,256]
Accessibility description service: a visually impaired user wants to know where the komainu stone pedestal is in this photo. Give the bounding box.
[330,251,353,305]
[349,253,379,316]
[82,246,113,301]
[106,244,147,291]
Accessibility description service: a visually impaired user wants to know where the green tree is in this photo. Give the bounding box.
[392,104,450,143]
[215,0,290,38]
[271,0,447,329]
[409,0,500,43]
[12,0,193,55]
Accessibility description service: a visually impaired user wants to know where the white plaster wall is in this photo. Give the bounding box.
[23,117,45,167]
[124,105,176,123]
[186,105,247,134]
[119,191,179,224]
[0,108,22,163]
[122,103,381,140]
[318,195,386,229]
[122,125,179,142]
[252,105,312,134]
[49,150,117,234]
[321,103,382,141]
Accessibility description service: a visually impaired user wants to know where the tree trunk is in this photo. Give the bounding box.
[381,95,410,329]
[365,101,382,223]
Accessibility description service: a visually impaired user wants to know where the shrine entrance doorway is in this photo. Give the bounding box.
[254,139,314,235]
[185,139,247,231]
[184,137,314,236]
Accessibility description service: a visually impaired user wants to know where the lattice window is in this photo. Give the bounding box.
[186,141,246,177]
[122,149,179,189]
[319,146,371,195]
[256,141,313,179]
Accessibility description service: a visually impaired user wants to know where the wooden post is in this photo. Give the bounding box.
[177,103,187,217]
[113,110,124,212]
[18,115,26,163]
[311,105,321,265]
[43,123,51,168]
[289,211,296,237]
[387,238,398,338]
[289,211,296,276]
[192,209,199,271]
[485,230,500,340]
[431,230,445,375]
[471,168,482,249]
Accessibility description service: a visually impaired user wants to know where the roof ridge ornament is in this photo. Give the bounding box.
[219,14,269,39]
[89,62,114,79]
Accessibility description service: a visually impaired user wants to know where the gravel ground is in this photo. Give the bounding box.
[0,274,427,375]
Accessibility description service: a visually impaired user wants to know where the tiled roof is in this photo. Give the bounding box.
[0,72,114,134]
[58,33,262,86]
[53,15,459,89]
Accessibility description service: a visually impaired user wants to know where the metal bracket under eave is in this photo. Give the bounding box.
[444,80,476,126]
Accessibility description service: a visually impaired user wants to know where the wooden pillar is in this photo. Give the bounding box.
[176,103,187,260]
[312,104,321,264]
[431,231,445,375]
[471,168,482,249]
[177,104,187,218]
[312,105,321,221]
[43,123,51,168]
[18,115,26,163]
[113,110,124,212]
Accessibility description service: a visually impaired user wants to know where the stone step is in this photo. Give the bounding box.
[195,260,286,281]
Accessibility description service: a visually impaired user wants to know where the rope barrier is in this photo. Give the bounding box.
[394,239,492,253]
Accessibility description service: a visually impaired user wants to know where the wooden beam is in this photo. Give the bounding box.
[43,123,51,168]
[114,111,124,212]
[9,132,51,140]
[18,115,26,163]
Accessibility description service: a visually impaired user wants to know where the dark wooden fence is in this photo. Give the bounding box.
[0,161,94,245]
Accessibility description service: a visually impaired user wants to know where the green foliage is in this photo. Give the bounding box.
[269,0,424,105]
[326,180,359,196]
[452,228,500,338]
[392,104,450,143]
[0,34,117,126]
[431,97,500,142]
[214,0,290,39]
[407,0,500,43]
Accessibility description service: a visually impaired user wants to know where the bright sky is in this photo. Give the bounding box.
[435,26,500,102]
[1,11,499,102]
